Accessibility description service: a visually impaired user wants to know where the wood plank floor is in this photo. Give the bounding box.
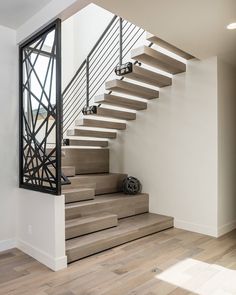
[0,228,235,295]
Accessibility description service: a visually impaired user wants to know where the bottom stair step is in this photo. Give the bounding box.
[66,213,173,263]
[63,188,95,203]
[65,213,118,239]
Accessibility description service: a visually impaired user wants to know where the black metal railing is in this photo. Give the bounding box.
[19,19,70,195]
[62,16,145,135]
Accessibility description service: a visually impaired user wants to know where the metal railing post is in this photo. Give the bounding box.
[86,57,89,107]
[119,17,123,65]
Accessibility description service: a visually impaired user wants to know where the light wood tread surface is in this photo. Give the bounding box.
[66,213,173,262]
[76,118,126,130]
[95,94,147,110]
[146,32,194,60]
[131,45,186,74]
[67,128,117,139]
[125,64,172,87]
[105,79,159,99]
[93,106,136,120]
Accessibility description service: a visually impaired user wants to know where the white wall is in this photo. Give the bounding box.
[17,190,66,271]
[0,25,18,251]
[62,3,113,89]
[0,24,66,271]
[110,57,219,236]
[217,58,236,236]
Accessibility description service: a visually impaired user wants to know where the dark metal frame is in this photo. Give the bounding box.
[19,19,62,195]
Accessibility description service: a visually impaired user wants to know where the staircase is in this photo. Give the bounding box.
[62,25,194,263]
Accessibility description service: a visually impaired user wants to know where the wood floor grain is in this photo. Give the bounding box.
[0,228,235,295]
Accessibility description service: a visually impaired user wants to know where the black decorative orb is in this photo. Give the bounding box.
[122,176,142,195]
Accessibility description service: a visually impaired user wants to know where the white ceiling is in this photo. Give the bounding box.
[0,0,53,29]
[93,0,236,66]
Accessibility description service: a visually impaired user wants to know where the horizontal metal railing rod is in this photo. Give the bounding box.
[62,60,86,96]
[89,19,119,60]
[63,72,86,109]
[63,67,86,103]
[62,14,146,134]
[87,15,118,59]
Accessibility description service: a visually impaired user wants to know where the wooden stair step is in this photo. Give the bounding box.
[65,192,149,220]
[76,118,126,130]
[93,107,136,121]
[66,213,174,262]
[95,94,147,111]
[146,33,194,60]
[65,138,108,147]
[62,166,75,177]
[124,64,172,87]
[65,213,118,239]
[131,45,186,74]
[62,148,109,175]
[67,128,117,139]
[65,173,127,194]
[63,188,95,203]
[105,79,159,99]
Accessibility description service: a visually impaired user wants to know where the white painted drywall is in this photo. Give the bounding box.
[217,58,236,236]
[110,57,219,236]
[0,25,66,271]
[17,190,67,271]
[62,3,113,89]
[0,25,18,251]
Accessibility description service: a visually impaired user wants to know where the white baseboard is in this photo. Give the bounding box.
[174,219,218,237]
[217,220,236,237]
[0,239,17,252]
[17,239,67,271]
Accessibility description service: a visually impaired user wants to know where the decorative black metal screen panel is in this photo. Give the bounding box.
[19,19,62,195]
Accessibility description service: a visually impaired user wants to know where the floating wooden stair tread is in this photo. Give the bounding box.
[95,94,147,111]
[76,118,126,130]
[62,148,109,175]
[146,33,194,60]
[93,107,136,121]
[63,188,95,203]
[65,213,118,239]
[131,45,186,74]
[66,213,174,262]
[65,192,149,220]
[65,173,127,194]
[65,138,108,147]
[67,128,117,139]
[124,64,172,87]
[105,79,159,99]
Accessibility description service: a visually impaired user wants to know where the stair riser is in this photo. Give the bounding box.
[66,215,118,239]
[62,166,75,177]
[62,149,109,175]
[65,174,127,195]
[65,194,149,220]
[66,219,173,262]
[64,190,95,204]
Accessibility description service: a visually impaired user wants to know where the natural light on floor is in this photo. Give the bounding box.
[156,258,236,295]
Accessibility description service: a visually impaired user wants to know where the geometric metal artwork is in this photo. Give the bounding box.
[19,19,62,195]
